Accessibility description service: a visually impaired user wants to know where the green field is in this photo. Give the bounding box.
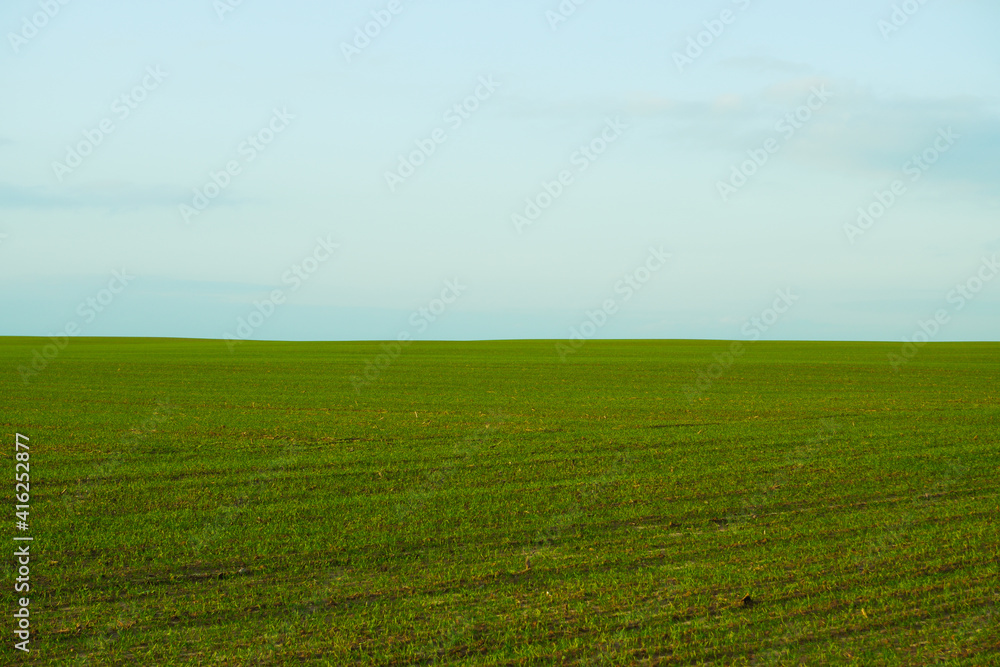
[3,337,998,665]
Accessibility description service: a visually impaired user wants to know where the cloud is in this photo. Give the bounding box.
[627,77,1000,190]
[132,275,286,301]
[779,85,1000,182]
[0,181,251,212]
[719,55,815,76]
[625,95,711,119]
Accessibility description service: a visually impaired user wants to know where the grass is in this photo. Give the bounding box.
[2,337,998,665]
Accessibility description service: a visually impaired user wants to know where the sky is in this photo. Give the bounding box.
[2,0,998,343]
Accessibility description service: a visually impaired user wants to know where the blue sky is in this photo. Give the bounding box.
[2,0,998,343]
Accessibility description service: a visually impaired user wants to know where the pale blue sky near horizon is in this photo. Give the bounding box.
[2,0,998,343]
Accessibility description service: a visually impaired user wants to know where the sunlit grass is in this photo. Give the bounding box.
[3,337,998,664]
